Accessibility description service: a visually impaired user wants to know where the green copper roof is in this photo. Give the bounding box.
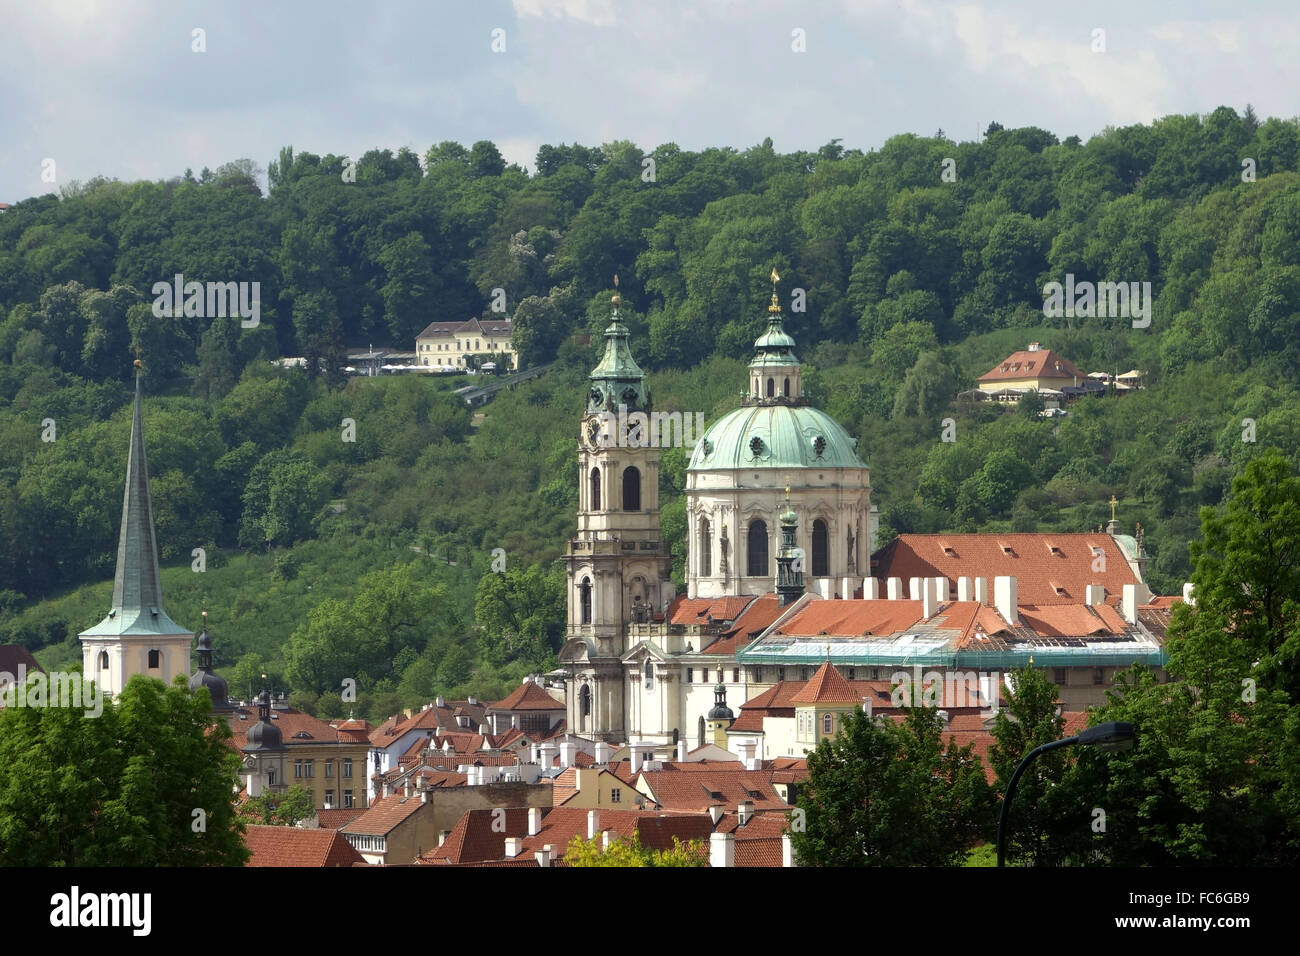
[587,302,648,413]
[82,374,191,639]
[688,404,867,471]
[750,295,800,368]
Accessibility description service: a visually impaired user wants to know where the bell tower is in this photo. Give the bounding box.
[561,278,674,742]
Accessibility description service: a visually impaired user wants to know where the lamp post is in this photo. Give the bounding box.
[996,721,1135,867]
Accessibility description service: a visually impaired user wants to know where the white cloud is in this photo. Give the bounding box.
[511,0,617,27]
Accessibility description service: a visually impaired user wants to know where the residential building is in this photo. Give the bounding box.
[415,317,517,370]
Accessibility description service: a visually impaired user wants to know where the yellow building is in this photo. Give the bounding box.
[791,661,860,752]
[976,342,1084,394]
[550,767,644,808]
[415,317,517,370]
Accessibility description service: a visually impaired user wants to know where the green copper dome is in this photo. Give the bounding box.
[688,404,866,471]
[586,291,647,414]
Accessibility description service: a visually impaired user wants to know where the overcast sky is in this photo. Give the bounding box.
[2,0,1296,202]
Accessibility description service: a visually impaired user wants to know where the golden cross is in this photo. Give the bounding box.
[613,273,619,288]
[1108,495,1118,521]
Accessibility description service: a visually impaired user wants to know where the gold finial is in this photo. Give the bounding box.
[1109,495,1119,522]
[768,268,782,314]
[1028,655,1034,667]
[785,475,791,502]
[133,343,143,370]
[201,608,207,621]
[611,273,621,308]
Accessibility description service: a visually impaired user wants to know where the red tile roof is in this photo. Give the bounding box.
[489,681,566,712]
[706,594,785,656]
[977,347,1084,383]
[790,661,859,704]
[637,770,786,812]
[872,534,1139,607]
[734,837,785,867]
[223,706,374,749]
[776,600,927,638]
[317,808,367,830]
[670,596,757,627]
[244,825,367,867]
[340,793,429,837]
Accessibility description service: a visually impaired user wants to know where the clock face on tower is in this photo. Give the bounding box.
[584,416,605,449]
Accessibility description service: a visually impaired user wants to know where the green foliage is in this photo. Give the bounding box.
[792,705,994,866]
[564,832,707,867]
[0,675,248,866]
[243,784,316,826]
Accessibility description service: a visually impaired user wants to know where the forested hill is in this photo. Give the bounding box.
[4,108,1300,719]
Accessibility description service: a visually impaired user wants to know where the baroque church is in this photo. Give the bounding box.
[559,276,873,744]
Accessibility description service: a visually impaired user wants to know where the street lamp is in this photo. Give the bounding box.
[996,720,1135,867]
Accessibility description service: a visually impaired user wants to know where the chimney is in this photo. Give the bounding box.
[782,833,794,867]
[438,829,450,847]
[559,741,577,768]
[384,780,395,797]
[957,576,973,601]
[909,576,924,600]
[887,577,903,600]
[1182,582,1196,606]
[708,804,725,825]
[709,832,735,868]
[737,738,757,764]
[594,741,614,767]
[814,578,832,599]
[994,576,1018,625]
[435,696,445,708]
[629,742,648,774]
[538,742,557,769]
[602,830,614,850]
[737,801,753,826]
[974,577,989,605]
[587,810,600,841]
[403,778,413,799]
[1086,584,1105,606]
[921,579,937,619]
[1121,583,1152,624]
[468,696,477,706]
[676,740,687,763]
[421,788,430,804]
[528,806,543,837]
[504,837,522,859]
[862,578,880,600]
[534,846,551,868]
[840,577,854,601]
[933,576,950,602]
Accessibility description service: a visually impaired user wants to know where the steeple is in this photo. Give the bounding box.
[85,363,187,637]
[746,268,803,404]
[587,275,648,414]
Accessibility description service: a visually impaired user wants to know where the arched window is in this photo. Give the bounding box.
[698,715,705,747]
[579,684,591,718]
[589,467,601,511]
[580,577,592,625]
[98,651,109,669]
[622,466,641,512]
[822,713,833,734]
[747,520,769,576]
[766,377,774,397]
[812,519,829,576]
[784,376,790,397]
[147,649,161,669]
[698,517,712,577]
[644,662,655,690]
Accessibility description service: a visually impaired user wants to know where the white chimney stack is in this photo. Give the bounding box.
[921,579,937,619]
[534,846,551,868]
[587,810,600,841]
[840,576,854,600]
[708,804,725,825]
[862,578,880,600]
[504,837,521,858]
[933,576,950,602]
[559,741,577,768]
[782,833,794,867]
[528,806,543,836]
[1086,584,1105,606]
[709,832,735,868]
[594,741,614,767]
[1121,582,1152,624]
[601,830,613,850]
[538,742,557,769]
[909,576,924,600]
[957,576,973,601]
[974,577,989,605]
[994,576,1018,625]
[815,578,832,599]
[737,802,753,826]
[675,740,687,763]
[887,577,903,600]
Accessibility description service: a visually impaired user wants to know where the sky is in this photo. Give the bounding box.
[2,0,1297,202]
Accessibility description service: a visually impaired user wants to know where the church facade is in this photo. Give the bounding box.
[559,278,869,744]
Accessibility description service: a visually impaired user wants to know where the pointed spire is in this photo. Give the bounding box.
[587,274,647,413]
[82,357,189,638]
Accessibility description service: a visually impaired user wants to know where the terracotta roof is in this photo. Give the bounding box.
[777,600,927,638]
[871,534,1140,607]
[1016,603,1129,638]
[734,837,785,867]
[369,700,489,747]
[425,807,533,864]
[670,596,757,627]
[0,644,42,679]
[340,793,429,837]
[705,594,785,656]
[244,825,367,867]
[790,662,859,704]
[637,770,786,812]
[317,808,367,830]
[489,681,566,712]
[224,706,374,749]
[977,347,1084,383]
[1142,595,1183,609]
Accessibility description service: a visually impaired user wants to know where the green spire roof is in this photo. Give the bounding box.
[586,283,647,413]
[750,289,800,369]
[82,373,190,638]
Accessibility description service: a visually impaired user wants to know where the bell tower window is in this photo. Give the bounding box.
[98,651,109,669]
[589,467,601,511]
[812,519,829,576]
[580,578,593,625]
[766,377,774,397]
[147,649,161,669]
[622,466,641,512]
